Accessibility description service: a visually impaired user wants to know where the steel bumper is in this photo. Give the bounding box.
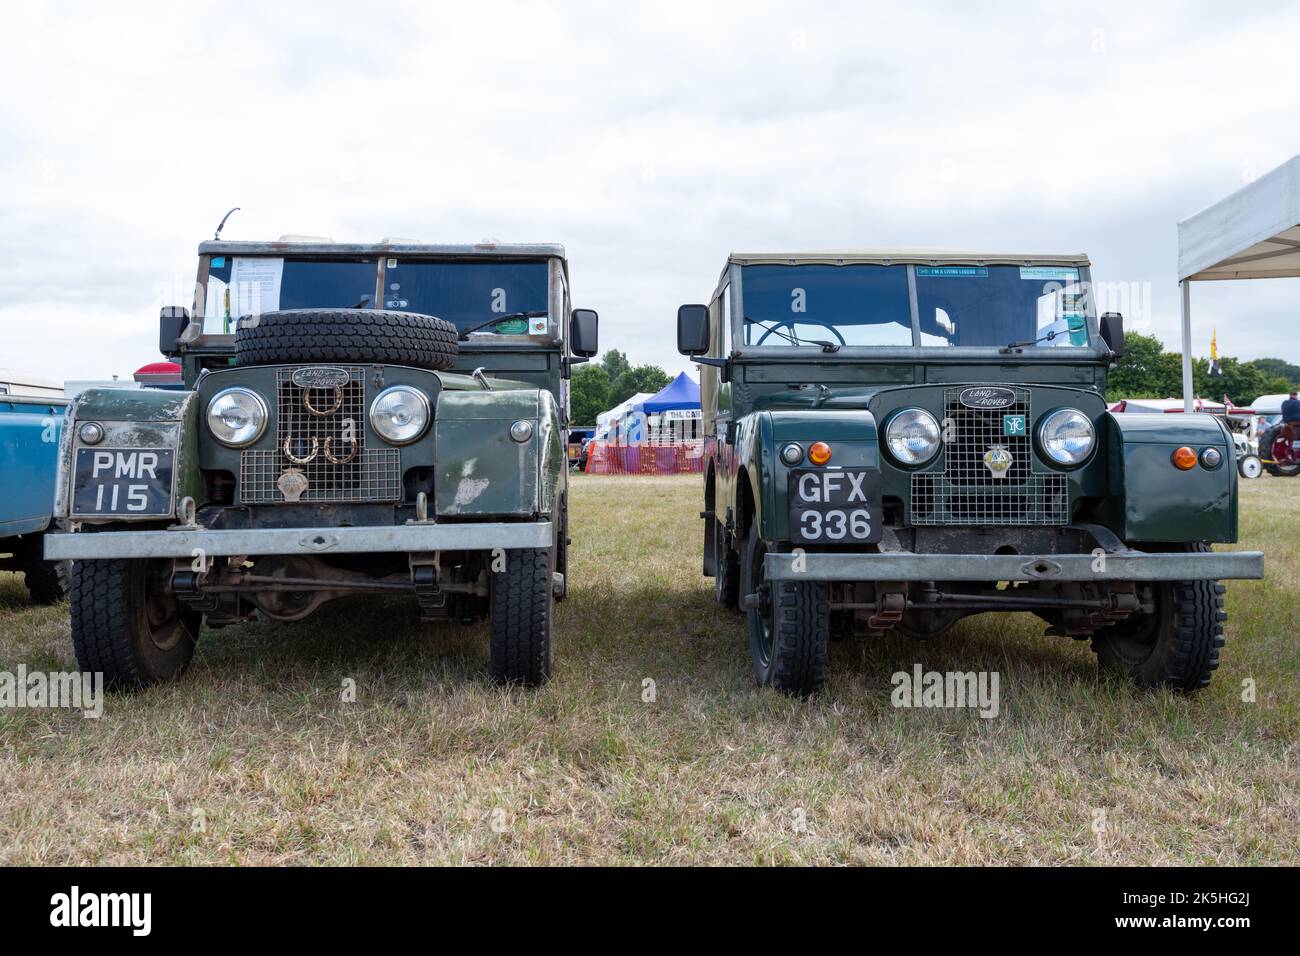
[44,521,553,560]
[763,549,1264,583]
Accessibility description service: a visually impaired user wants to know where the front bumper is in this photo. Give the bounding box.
[44,521,553,560]
[764,549,1264,583]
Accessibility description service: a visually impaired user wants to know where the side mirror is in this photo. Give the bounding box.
[677,304,710,356]
[570,308,599,358]
[159,306,190,357]
[1100,312,1124,358]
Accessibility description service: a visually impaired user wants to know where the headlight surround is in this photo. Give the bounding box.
[1037,408,1095,466]
[369,386,430,445]
[206,387,268,447]
[884,408,941,466]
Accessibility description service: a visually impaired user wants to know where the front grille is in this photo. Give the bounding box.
[910,386,1069,526]
[239,367,402,504]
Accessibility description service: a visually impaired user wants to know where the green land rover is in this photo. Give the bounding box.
[677,250,1263,696]
[47,239,598,688]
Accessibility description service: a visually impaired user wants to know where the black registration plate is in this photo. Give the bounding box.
[71,448,175,517]
[788,468,882,544]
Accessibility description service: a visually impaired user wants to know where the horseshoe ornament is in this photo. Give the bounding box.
[283,435,319,464]
[303,386,344,416]
[324,437,358,465]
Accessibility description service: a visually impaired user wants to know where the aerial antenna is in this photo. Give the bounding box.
[213,207,240,240]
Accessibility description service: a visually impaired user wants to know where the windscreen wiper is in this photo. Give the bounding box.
[1000,329,1062,353]
[458,311,548,340]
[743,316,839,352]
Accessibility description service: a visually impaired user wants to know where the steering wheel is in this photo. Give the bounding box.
[755,320,847,347]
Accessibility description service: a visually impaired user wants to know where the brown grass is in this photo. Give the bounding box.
[0,474,1296,865]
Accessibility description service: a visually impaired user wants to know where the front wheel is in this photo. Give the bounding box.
[489,548,554,686]
[741,532,828,696]
[714,520,740,610]
[1090,544,1226,691]
[70,559,201,689]
[19,534,69,605]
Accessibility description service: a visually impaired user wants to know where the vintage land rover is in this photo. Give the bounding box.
[677,250,1264,695]
[46,239,598,688]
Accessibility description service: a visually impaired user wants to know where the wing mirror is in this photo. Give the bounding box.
[677,304,710,356]
[159,306,190,358]
[570,308,599,358]
[1100,312,1124,358]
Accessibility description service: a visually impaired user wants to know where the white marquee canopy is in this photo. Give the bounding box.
[1176,155,1300,409]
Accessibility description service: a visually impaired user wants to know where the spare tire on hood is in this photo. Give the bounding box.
[235,309,459,371]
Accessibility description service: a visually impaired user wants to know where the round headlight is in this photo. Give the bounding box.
[1038,408,1095,466]
[1199,447,1222,469]
[885,408,941,466]
[369,386,430,445]
[206,387,268,447]
[509,420,534,443]
[780,442,804,466]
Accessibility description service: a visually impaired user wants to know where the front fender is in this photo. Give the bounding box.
[434,388,561,518]
[54,388,199,524]
[1102,412,1237,543]
[742,409,880,542]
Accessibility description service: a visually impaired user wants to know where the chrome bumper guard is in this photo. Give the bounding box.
[764,549,1264,583]
[45,521,553,560]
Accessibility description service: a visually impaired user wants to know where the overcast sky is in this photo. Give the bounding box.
[3,0,1299,384]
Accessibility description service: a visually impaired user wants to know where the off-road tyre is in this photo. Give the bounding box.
[489,548,554,686]
[70,559,201,689]
[1090,543,1226,691]
[18,534,69,605]
[714,520,740,610]
[742,532,829,696]
[235,309,459,371]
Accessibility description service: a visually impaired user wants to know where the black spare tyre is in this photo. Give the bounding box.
[235,309,459,371]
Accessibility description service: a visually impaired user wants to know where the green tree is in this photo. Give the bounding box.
[1245,358,1300,390]
[599,349,631,385]
[609,364,672,406]
[1105,332,1183,398]
[569,362,609,427]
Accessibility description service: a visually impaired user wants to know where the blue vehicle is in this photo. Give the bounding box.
[0,371,69,604]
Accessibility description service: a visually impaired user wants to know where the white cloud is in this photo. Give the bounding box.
[1,0,1298,381]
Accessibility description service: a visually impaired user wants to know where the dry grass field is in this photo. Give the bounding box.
[0,474,1296,865]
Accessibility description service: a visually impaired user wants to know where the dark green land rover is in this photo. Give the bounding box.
[47,239,598,688]
[677,250,1263,695]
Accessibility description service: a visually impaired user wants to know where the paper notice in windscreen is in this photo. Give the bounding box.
[230,257,283,320]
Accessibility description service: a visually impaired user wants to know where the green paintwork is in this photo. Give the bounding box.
[56,388,201,524]
[1102,412,1237,542]
[434,388,559,518]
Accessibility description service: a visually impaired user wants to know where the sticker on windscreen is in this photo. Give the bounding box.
[1020,266,1080,281]
[916,266,988,278]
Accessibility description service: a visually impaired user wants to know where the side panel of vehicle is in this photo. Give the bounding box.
[1101,412,1237,543]
[0,397,65,538]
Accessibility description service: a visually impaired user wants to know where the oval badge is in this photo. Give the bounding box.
[958,386,1017,409]
[292,366,351,389]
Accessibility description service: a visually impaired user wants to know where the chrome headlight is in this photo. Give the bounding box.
[885,408,941,465]
[369,386,430,445]
[206,387,268,447]
[1038,408,1095,466]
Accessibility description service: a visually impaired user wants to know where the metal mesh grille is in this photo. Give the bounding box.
[910,386,1070,526]
[239,367,402,504]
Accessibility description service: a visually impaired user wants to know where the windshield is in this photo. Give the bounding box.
[739,263,1092,349]
[385,260,549,335]
[202,256,551,337]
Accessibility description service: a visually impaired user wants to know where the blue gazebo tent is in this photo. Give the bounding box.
[635,372,700,414]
